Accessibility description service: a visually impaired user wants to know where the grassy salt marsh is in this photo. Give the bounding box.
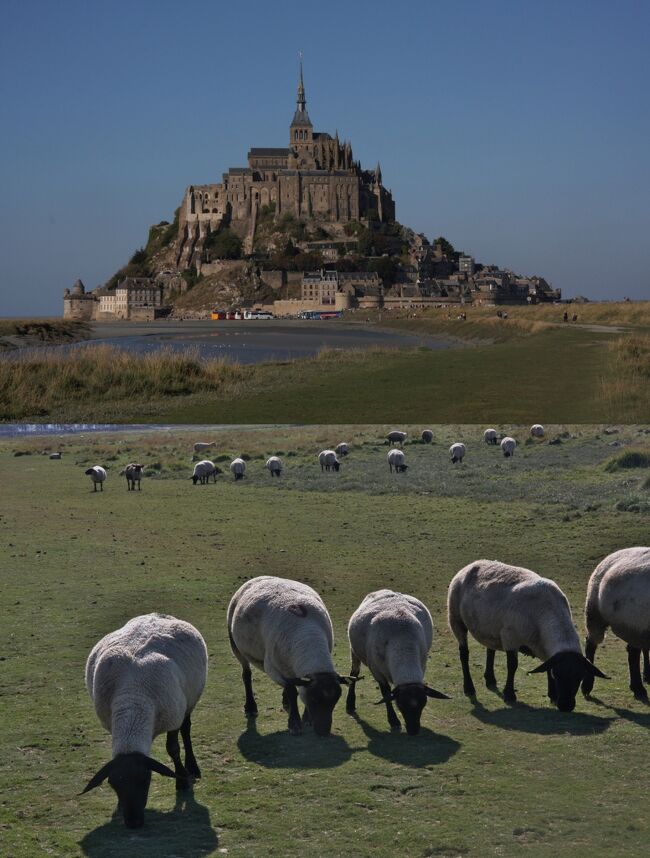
[2,424,650,857]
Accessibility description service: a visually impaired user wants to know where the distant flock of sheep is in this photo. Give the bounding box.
[83,546,650,829]
[82,425,543,492]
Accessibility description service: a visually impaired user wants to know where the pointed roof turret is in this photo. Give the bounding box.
[375,161,382,183]
[291,54,312,128]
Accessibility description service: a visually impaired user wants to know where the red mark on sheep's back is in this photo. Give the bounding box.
[288,604,308,618]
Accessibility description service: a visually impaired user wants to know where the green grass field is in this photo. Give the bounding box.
[2,425,650,857]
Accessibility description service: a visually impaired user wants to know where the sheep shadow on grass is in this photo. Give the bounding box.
[79,789,218,858]
[350,713,460,768]
[587,695,650,729]
[237,718,355,768]
[469,699,613,735]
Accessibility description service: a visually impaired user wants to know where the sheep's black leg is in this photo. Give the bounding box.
[643,649,650,684]
[582,638,598,696]
[242,666,258,717]
[503,650,518,704]
[166,729,190,790]
[459,645,476,697]
[346,654,361,713]
[484,649,497,688]
[627,645,648,700]
[379,680,401,732]
[180,714,201,778]
[547,671,557,704]
[302,705,312,726]
[282,684,302,735]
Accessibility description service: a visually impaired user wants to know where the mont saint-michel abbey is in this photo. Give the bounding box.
[177,63,395,264]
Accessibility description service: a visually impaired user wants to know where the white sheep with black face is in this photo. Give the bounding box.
[82,613,208,829]
[483,428,498,445]
[530,424,545,439]
[582,547,650,701]
[346,589,449,735]
[124,463,143,491]
[318,450,340,472]
[387,449,408,473]
[85,466,107,492]
[386,430,407,446]
[335,443,350,456]
[230,458,246,480]
[191,460,216,485]
[447,559,605,712]
[500,437,517,458]
[450,443,466,464]
[421,429,433,444]
[266,456,283,477]
[227,576,355,736]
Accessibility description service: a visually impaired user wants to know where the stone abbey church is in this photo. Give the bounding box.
[176,63,395,265]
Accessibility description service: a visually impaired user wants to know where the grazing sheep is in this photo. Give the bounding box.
[124,463,143,491]
[448,559,605,711]
[483,428,498,445]
[82,613,208,828]
[227,576,355,736]
[450,442,466,464]
[387,448,408,473]
[266,456,283,477]
[318,450,340,472]
[230,457,246,481]
[421,429,433,444]
[530,424,545,439]
[191,460,217,485]
[85,466,107,492]
[346,590,449,734]
[193,442,216,454]
[335,442,350,456]
[582,547,650,700]
[386,430,407,447]
[50,452,62,460]
[500,437,517,458]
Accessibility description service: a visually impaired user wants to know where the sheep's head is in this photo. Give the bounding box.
[377,683,450,735]
[288,673,356,736]
[81,752,176,828]
[529,651,607,712]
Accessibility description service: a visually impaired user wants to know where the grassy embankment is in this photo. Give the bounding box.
[2,425,650,857]
[0,318,91,351]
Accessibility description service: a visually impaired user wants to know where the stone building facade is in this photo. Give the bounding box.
[176,63,395,267]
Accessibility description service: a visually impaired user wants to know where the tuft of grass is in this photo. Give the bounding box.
[615,495,650,513]
[600,334,650,421]
[604,450,650,471]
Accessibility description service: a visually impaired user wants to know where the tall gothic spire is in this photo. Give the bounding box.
[291,52,312,128]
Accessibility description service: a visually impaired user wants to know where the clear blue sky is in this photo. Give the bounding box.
[1,0,649,315]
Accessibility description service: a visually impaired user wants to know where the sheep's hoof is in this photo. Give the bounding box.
[463,684,476,697]
[389,722,402,733]
[289,724,302,736]
[484,677,497,690]
[244,707,258,718]
[176,776,192,792]
[345,705,356,715]
[632,686,648,701]
[503,691,517,705]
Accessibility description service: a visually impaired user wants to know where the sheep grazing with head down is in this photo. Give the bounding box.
[386,430,407,447]
[227,576,356,736]
[450,443,466,464]
[335,442,349,457]
[265,456,282,477]
[447,559,605,711]
[124,463,143,491]
[85,466,107,492]
[230,458,246,481]
[191,460,216,485]
[421,429,433,444]
[500,437,516,458]
[483,428,498,445]
[318,450,340,472]
[582,547,650,701]
[346,590,449,735]
[82,613,208,829]
[530,424,545,439]
[193,441,216,454]
[387,448,408,473]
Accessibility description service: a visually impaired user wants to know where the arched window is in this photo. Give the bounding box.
[295,130,298,141]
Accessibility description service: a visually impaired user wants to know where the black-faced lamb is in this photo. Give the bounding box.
[500,437,516,457]
[386,430,407,446]
[227,575,355,736]
[191,460,217,485]
[483,428,498,445]
[387,448,408,473]
[265,456,283,477]
[124,463,143,491]
[346,589,448,734]
[318,450,340,472]
[421,429,433,444]
[447,559,605,711]
[530,424,545,439]
[85,466,107,492]
[582,546,650,700]
[335,442,349,456]
[230,457,246,480]
[82,613,207,828]
[450,442,466,464]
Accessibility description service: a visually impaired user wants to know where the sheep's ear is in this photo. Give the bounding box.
[374,690,396,705]
[585,659,609,679]
[286,676,311,687]
[338,674,363,685]
[425,686,450,699]
[145,756,177,779]
[80,759,116,794]
[529,655,558,674]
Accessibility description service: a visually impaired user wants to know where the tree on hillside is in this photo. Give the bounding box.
[435,236,456,259]
[205,229,242,260]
